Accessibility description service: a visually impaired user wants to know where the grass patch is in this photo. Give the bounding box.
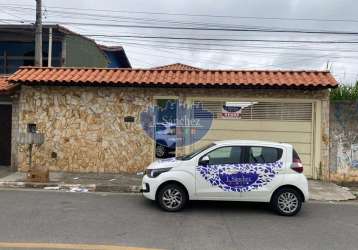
[330,81,358,101]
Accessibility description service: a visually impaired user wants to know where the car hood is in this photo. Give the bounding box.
[147,157,184,169]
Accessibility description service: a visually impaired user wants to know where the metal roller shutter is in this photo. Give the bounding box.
[191,100,314,177]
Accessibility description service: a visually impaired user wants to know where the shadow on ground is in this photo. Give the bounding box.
[140,198,277,216]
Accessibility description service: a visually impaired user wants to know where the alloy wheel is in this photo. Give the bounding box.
[277,192,299,214]
[162,188,183,209]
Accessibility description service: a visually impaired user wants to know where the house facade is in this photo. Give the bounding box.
[4,64,338,180]
[0,24,131,74]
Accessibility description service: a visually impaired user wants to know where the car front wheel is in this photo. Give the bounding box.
[157,183,188,212]
[271,188,302,216]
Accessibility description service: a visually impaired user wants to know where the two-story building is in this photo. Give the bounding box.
[0,24,131,73]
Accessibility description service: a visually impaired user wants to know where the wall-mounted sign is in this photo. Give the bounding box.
[221,105,242,119]
[221,102,258,119]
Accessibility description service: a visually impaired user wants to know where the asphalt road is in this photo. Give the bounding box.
[0,189,357,250]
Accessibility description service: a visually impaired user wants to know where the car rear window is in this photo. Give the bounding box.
[247,146,283,164]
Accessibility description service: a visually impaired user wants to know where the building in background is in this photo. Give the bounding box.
[0,24,131,74]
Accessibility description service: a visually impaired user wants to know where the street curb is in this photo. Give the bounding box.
[0,181,142,193]
[1,181,356,200]
[95,184,141,193]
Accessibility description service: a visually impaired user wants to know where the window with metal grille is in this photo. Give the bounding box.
[193,101,312,121]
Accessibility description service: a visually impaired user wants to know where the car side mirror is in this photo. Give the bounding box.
[199,155,210,165]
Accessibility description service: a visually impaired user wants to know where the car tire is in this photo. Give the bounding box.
[271,188,302,216]
[155,144,167,158]
[157,183,188,212]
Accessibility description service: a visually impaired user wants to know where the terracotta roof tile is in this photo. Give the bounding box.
[8,65,338,89]
[0,75,11,93]
[151,63,202,71]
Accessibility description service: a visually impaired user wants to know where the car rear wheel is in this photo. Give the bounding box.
[155,144,167,158]
[157,183,187,212]
[271,188,302,216]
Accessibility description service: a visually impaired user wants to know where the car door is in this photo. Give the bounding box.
[240,146,285,202]
[195,146,245,199]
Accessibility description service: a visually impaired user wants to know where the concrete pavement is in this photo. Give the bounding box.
[0,167,12,178]
[0,189,357,250]
[308,180,356,201]
[0,242,159,250]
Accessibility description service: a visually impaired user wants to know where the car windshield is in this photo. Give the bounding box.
[177,143,215,161]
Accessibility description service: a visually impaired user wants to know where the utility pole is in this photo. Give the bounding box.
[34,0,42,67]
[48,27,52,67]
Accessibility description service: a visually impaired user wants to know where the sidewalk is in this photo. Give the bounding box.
[0,167,13,178]
[0,171,142,193]
[308,180,356,201]
[0,170,356,201]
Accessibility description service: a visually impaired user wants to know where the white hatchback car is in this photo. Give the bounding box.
[141,140,309,216]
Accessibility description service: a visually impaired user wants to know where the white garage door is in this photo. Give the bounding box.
[191,100,314,177]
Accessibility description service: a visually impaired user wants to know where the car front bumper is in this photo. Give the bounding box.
[140,183,150,193]
[141,175,159,200]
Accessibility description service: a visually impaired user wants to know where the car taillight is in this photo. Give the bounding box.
[291,158,303,173]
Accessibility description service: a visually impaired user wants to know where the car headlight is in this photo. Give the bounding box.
[145,167,172,178]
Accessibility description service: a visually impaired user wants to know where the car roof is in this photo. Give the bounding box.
[213,140,292,148]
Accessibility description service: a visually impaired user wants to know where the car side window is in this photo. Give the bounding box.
[206,146,243,165]
[247,146,283,164]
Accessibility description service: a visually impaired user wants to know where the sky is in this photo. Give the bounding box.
[0,0,357,84]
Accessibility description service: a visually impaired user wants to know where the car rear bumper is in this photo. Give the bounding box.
[302,177,309,202]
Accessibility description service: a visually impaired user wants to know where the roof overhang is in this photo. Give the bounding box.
[8,66,339,90]
[0,75,19,95]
